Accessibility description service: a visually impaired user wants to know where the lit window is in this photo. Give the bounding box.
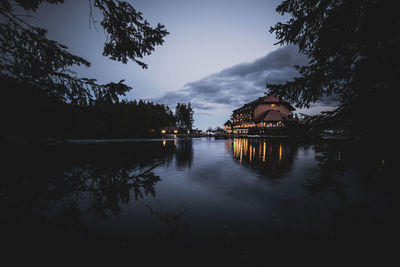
[161,130,166,134]
[271,104,275,107]
[173,130,178,134]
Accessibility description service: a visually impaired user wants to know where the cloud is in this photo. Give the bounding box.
[149,45,339,129]
[151,45,309,110]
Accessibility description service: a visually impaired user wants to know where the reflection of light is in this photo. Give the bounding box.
[249,144,252,162]
[244,139,248,156]
[279,144,282,163]
[263,141,266,162]
[337,151,341,161]
[162,140,166,146]
[381,159,385,166]
[174,139,177,146]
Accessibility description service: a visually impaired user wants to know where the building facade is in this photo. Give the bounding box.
[228,95,297,134]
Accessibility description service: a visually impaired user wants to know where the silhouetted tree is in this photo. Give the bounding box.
[0,0,168,105]
[175,102,194,132]
[268,0,399,138]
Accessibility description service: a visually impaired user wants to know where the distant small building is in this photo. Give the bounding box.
[205,129,214,136]
[224,120,233,133]
[230,94,297,134]
[191,129,203,136]
[161,126,180,135]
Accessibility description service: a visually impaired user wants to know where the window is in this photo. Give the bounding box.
[271,104,275,107]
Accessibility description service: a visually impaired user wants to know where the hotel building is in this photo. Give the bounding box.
[225,94,297,134]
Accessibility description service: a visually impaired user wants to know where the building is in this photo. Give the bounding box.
[224,120,233,133]
[191,129,203,136]
[229,94,297,134]
[161,126,180,135]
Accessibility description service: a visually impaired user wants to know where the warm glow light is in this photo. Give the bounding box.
[240,144,243,164]
[161,130,166,134]
[271,104,275,107]
[263,141,266,162]
[162,140,166,146]
[173,130,178,134]
[279,144,282,163]
[249,144,252,162]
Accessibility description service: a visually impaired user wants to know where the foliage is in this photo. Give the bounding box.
[268,0,399,137]
[1,80,175,139]
[0,0,168,105]
[69,99,176,138]
[175,102,194,131]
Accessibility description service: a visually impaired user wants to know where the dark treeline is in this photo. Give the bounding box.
[2,78,177,140]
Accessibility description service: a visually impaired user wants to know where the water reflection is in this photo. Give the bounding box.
[302,141,393,200]
[0,140,193,239]
[227,138,296,177]
[142,202,188,239]
[175,139,193,168]
[1,139,396,265]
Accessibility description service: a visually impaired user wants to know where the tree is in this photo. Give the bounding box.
[185,102,194,131]
[268,0,399,137]
[0,0,169,105]
[174,102,194,132]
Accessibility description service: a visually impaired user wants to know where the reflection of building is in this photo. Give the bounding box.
[226,138,295,177]
[229,94,297,134]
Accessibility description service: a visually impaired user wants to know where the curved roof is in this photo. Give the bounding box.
[263,110,287,122]
[233,94,295,112]
[261,110,297,122]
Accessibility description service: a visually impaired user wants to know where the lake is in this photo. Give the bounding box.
[1,138,396,266]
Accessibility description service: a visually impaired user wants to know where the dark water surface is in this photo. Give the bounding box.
[1,138,397,265]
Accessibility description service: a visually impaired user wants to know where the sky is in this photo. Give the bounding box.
[34,0,337,130]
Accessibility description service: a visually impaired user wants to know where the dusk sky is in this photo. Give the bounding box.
[34,0,337,130]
